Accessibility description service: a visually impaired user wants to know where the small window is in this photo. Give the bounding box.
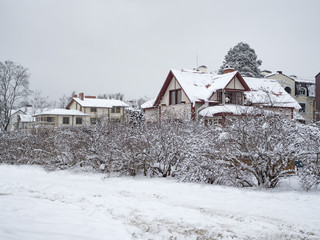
[46,117,53,122]
[217,91,223,104]
[90,118,97,124]
[298,88,306,95]
[91,107,97,112]
[285,87,291,94]
[112,107,121,113]
[76,117,83,124]
[169,89,182,105]
[299,103,306,113]
[63,117,69,124]
[176,90,181,104]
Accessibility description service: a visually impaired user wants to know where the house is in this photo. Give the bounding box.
[34,109,88,128]
[66,92,128,124]
[316,72,320,121]
[143,67,301,125]
[8,105,36,132]
[266,71,316,124]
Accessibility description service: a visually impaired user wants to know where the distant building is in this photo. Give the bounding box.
[66,92,128,124]
[316,72,320,121]
[266,71,316,124]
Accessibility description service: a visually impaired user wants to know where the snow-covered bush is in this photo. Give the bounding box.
[218,111,305,188]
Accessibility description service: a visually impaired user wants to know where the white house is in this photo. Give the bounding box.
[66,92,129,124]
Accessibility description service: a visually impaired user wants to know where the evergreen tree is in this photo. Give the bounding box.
[218,42,263,78]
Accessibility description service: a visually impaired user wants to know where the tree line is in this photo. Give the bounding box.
[1,111,319,190]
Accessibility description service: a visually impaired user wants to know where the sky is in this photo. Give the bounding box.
[1,0,320,102]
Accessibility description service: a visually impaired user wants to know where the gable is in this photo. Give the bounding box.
[160,77,190,105]
[225,76,245,90]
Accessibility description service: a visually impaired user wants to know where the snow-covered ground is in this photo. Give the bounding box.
[0,165,319,240]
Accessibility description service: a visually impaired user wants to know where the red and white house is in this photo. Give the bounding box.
[143,67,301,124]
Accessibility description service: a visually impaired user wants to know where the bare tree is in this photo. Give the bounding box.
[0,61,30,132]
[98,92,124,100]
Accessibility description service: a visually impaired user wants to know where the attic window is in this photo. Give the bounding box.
[169,89,182,105]
[284,87,292,94]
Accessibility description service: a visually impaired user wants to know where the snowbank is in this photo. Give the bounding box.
[0,165,319,239]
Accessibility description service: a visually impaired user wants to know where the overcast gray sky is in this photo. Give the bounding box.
[1,0,319,101]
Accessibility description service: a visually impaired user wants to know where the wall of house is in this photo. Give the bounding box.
[36,115,88,128]
[143,107,159,121]
[83,107,110,119]
[267,74,296,96]
[226,77,245,90]
[160,103,192,120]
[160,77,190,106]
[295,95,315,123]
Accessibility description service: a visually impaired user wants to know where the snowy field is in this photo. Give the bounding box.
[0,165,319,240]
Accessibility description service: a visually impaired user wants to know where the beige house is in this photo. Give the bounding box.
[66,92,128,124]
[143,67,301,125]
[266,71,316,124]
[34,109,88,127]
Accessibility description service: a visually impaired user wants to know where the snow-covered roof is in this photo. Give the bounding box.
[244,77,301,110]
[72,98,129,108]
[34,109,88,117]
[171,69,241,103]
[199,105,257,117]
[19,115,34,122]
[267,72,315,84]
[141,98,156,109]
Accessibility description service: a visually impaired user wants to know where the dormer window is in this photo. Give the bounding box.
[298,87,307,96]
[224,91,242,105]
[169,89,182,105]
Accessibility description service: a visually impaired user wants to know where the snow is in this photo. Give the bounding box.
[1,165,319,239]
[171,69,237,103]
[73,98,129,108]
[199,104,257,117]
[33,109,88,116]
[244,77,301,109]
[19,114,33,122]
[141,98,155,109]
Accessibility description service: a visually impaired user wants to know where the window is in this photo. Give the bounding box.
[63,117,69,124]
[112,107,121,113]
[224,91,242,105]
[169,89,182,105]
[46,117,53,122]
[285,87,292,94]
[90,107,97,112]
[76,117,83,124]
[90,118,97,124]
[298,87,306,96]
[299,103,306,113]
[217,91,223,104]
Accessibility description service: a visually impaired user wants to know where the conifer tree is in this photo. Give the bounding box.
[218,42,263,78]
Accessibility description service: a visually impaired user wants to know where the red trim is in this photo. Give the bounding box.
[153,70,192,107]
[208,72,250,100]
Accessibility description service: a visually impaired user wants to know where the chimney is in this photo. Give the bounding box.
[223,65,234,74]
[85,95,96,99]
[277,71,283,74]
[79,92,84,100]
[72,94,77,98]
